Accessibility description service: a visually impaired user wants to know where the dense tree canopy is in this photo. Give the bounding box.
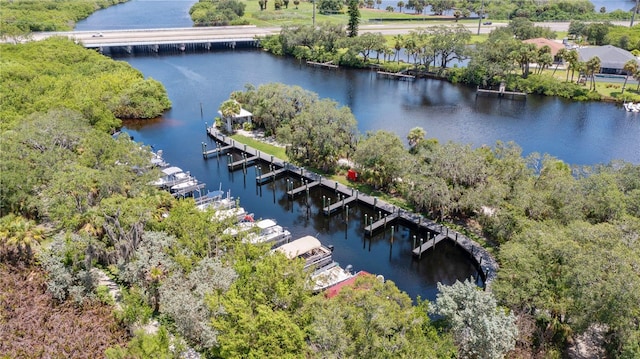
[0,0,127,36]
[0,37,171,132]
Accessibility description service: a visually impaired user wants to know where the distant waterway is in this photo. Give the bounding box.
[76,0,640,301]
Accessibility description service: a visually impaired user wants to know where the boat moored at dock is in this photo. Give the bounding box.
[311,262,354,292]
[275,235,334,271]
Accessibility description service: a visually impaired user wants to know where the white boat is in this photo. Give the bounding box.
[624,102,640,112]
[150,150,169,168]
[153,167,194,188]
[230,219,291,247]
[275,235,333,270]
[170,178,199,192]
[244,219,291,247]
[311,262,354,292]
[213,207,250,222]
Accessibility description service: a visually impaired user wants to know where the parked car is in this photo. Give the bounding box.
[483,21,492,25]
[92,32,103,37]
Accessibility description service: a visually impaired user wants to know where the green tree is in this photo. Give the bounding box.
[429,24,471,69]
[585,56,601,91]
[407,126,426,148]
[211,250,310,357]
[278,99,357,171]
[318,0,343,14]
[352,130,409,191]
[432,279,518,359]
[0,214,45,263]
[622,59,638,93]
[340,32,385,63]
[347,0,360,37]
[308,275,456,358]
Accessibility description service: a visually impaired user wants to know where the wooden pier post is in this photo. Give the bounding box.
[345,205,349,222]
[419,238,423,259]
[201,142,207,158]
[365,214,368,228]
[413,235,416,249]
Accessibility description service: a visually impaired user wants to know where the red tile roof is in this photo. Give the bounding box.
[523,38,566,57]
[324,271,371,298]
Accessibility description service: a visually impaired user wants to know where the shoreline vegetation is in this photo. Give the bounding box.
[1,1,640,358]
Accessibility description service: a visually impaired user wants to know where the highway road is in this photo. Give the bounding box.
[27,21,630,47]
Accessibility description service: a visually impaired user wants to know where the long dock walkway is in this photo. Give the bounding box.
[204,126,499,286]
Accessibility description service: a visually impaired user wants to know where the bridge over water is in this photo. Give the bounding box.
[31,26,280,54]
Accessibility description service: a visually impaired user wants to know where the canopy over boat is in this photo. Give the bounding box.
[161,166,183,176]
[276,236,321,259]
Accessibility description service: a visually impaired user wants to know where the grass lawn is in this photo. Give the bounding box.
[230,133,289,161]
[244,0,476,27]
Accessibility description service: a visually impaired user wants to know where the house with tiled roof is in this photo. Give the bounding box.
[523,38,566,60]
[576,45,640,74]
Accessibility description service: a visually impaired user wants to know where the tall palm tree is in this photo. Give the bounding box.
[552,48,567,76]
[393,34,404,63]
[219,99,241,118]
[585,56,601,91]
[564,49,579,83]
[621,59,638,94]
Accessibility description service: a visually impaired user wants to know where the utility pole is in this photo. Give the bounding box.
[312,0,316,27]
[632,0,639,27]
[477,0,485,35]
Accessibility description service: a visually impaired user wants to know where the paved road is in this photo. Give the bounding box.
[27,20,631,47]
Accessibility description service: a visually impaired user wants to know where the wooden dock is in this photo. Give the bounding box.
[202,144,233,158]
[228,155,259,171]
[323,196,357,215]
[476,84,526,99]
[287,181,320,197]
[256,167,287,184]
[376,71,415,80]
[203,125,500,287]
[364,213,399,236]
[412,233,449,257]
[306,60,339,69]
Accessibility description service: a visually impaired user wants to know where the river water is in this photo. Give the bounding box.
[76,0,639,300]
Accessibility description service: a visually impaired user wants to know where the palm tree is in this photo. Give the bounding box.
[564,49,579,83]
[621,59,638,94]
[407,127,426,148]
[219,99,241,118]
[397,0,404,12]
[0,214,45,262]
[585,56,601,91]
[393,34,404,63]
[552,48,567,76]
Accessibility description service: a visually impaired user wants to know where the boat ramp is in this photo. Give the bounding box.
[203,126,499,286]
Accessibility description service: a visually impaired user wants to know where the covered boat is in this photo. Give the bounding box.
[275,235,333,270]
